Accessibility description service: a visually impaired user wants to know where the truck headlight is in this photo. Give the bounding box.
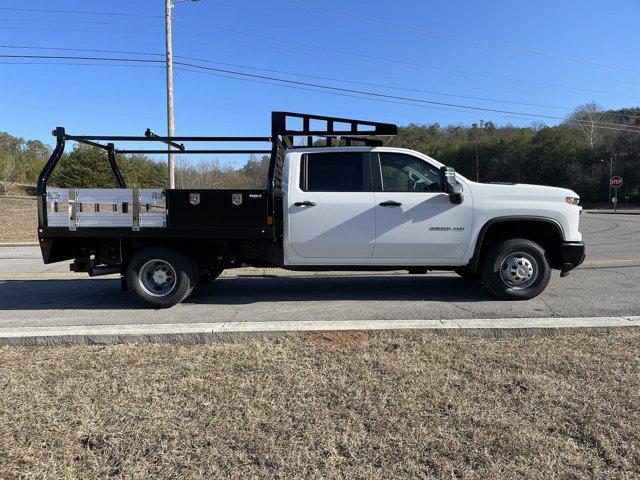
[565,197,580,205]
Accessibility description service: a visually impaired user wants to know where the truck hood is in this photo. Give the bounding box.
[468,181,578,201]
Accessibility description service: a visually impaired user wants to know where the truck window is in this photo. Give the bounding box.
[379,153,442,192]
[301,152,367,191]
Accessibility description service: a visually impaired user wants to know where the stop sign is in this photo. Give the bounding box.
[610,176,623,188]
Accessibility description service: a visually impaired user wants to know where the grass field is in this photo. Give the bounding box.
[0,196,37,243]
[1,331,639,479]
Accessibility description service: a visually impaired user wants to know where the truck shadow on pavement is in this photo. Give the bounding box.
[0,274,495,310]
[188,274,495,306]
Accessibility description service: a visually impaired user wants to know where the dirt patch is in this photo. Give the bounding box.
[0,183,37,196]
[0,196,38,243]
[0,330,639,479]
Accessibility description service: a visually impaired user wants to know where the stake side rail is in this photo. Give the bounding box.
[36,127,273,230]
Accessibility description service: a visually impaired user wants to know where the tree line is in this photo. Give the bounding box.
[387,103,640,204]
[1,103,639,203]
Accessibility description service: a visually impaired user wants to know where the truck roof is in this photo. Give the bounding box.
[284,146,445,169]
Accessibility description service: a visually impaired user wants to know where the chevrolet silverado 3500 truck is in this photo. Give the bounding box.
[36,112,585,307]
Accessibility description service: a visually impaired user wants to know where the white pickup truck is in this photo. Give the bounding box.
[36,112,585,307]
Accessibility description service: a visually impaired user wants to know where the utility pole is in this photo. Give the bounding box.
[164,0,200,189]
[608,154,613,204]
[165,0,175,189]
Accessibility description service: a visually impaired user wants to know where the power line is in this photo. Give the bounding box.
[0,44,164,57]
[280,0,640,74]
[3,44,568,110]
[11,0,632,76]
[0,54,163,65]
[174,66,640,135]
[7,44,640,122]
[172,59,640,131]
[3,53,639,132]
[0,61,163,68]
[5,1,638,97]
[2,26,164,36]
[173,54,570,111]
[0,6,161,18]
[172,24,640,113]
[181,22,640,101]
[0,17,163,27]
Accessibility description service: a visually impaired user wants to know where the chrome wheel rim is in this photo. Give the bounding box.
[499,252,538,289]
[139,259,177,297]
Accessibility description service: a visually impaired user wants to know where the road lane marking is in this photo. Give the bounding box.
[581,259,640,265]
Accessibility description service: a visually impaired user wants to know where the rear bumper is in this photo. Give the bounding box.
[559,241,586,277]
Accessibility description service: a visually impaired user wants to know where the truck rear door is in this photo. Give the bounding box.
[285,151,375,259]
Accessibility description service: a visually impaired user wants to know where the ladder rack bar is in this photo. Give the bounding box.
[61,134,271,142]
[145,129,185,151]
[114,149,272,155]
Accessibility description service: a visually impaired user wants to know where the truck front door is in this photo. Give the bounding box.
[372,152,473,262]
[285,151,375,259]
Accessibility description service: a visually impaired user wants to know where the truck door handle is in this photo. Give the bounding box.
[379,200,402,207]
[294,201,316,207]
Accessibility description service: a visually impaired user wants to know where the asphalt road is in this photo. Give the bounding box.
[1,212,639,329]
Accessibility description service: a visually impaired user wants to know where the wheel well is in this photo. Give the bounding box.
[472,219,563,272]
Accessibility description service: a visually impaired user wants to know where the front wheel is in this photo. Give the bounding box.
[482,238,551,300]
[126,246,196,308]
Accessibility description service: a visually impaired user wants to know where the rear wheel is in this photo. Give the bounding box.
[482,238,551,300]
[126,246,196,308]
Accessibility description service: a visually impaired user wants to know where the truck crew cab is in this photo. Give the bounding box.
[36,112,585,307]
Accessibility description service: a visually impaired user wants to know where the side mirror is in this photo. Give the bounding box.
[440,166,463,204]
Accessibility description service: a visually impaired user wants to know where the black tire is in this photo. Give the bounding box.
[126,246,196,308]
[482,238,551,300]
[198,268,224,285]
[454,266,481,280]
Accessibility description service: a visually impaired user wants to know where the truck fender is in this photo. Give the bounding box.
[467,216,564,273]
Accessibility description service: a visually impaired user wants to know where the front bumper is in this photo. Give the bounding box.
[559,241,586,277]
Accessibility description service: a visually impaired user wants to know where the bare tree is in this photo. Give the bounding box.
[174,156,246,189]
[1,152,28,193]
[529,121,546,133]
[568,102,607,149]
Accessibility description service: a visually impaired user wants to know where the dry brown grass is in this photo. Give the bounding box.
[0,196,38,243]
[1,331,639,479]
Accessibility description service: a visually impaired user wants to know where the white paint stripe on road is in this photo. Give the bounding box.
[1,316,639,345]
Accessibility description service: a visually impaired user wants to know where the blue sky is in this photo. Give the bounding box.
[1,0,640,152]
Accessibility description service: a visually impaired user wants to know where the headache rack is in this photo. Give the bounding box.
[37,111,397,231]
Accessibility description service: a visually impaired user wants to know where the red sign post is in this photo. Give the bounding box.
[610,176,623,211]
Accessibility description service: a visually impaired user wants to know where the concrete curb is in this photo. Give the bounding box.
[585,210,640,215]
[1,316,639,346]
[0,243,39,247]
